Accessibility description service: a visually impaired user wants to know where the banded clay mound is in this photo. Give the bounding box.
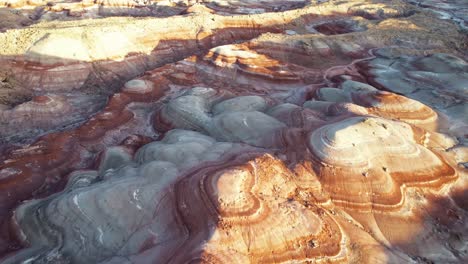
[0,0,467,263]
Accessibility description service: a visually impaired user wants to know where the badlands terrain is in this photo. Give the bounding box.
[0,0,467,263]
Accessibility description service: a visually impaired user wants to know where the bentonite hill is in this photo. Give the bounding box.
[0,0,467,263]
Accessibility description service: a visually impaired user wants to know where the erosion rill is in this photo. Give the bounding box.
[0,0,467,263]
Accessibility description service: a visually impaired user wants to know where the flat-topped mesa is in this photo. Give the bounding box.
[1,0,463,98]
[352,90,439,130]
[308,116,458,211]
[0,94,106,144]
[202,0,308,14]
[2,18,287,93]
[172,154,344,263]
[316,80,441,130]
[121,79,154,94]
[205,44,302,82]
[247,37,368,70]
[2,0,272,13]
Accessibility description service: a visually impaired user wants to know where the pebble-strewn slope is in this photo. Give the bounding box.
[0,0,467,263]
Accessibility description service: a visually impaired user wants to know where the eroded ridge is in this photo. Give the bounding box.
[0,0,467,263]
